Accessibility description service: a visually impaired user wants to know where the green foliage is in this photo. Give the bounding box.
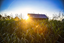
[0,17,64,43]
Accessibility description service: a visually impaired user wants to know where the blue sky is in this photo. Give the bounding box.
[0,0,64,19]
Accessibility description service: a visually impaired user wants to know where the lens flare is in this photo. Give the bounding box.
[24,15,29,20]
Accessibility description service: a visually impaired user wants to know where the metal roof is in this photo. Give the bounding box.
[28,13,48,19]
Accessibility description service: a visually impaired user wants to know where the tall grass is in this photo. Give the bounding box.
[0,17,64,43]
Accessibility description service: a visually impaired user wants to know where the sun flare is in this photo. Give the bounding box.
[20,8,36,19]
[24,15,29,20]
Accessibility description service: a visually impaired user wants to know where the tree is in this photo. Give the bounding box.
[62,19,64,21]
[7,16,10,19]
[0,14,2,19]
[19,13,22,19]
[14,16,19,21]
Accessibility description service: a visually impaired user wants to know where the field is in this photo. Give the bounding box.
[0,16,64,43]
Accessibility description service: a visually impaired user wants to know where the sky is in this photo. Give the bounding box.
[0,0,64,19]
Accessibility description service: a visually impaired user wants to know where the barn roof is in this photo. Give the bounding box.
[28,13,48,19]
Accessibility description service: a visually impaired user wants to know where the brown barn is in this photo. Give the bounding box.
[27,13,48,20]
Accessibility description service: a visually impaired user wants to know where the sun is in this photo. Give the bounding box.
[20,8,35,19]
[24,15,29,20]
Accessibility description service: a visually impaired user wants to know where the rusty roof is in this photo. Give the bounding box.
[28,13,48,19]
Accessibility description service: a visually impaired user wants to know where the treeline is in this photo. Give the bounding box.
[0,14,20,20]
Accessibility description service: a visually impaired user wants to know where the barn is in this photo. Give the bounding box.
[27,13,48,20]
